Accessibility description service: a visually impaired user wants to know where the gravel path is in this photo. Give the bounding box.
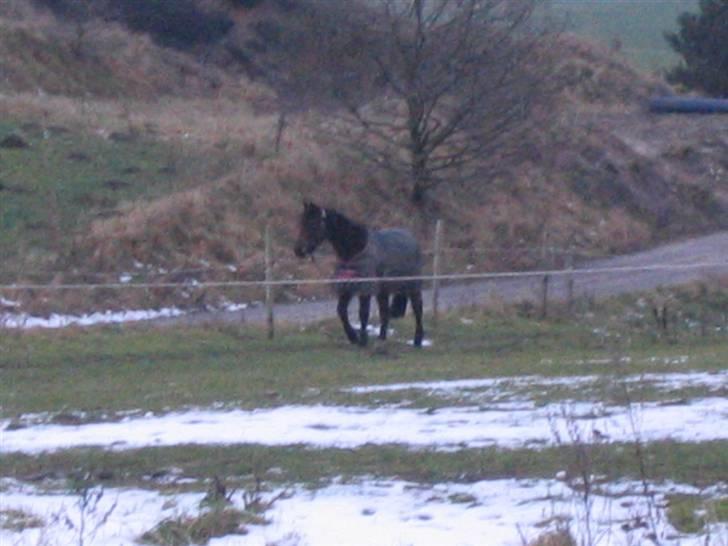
[159,231,728,328]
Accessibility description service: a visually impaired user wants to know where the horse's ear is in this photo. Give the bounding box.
[304,201,323,218]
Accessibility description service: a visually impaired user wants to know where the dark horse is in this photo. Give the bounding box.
[294,202,424,347]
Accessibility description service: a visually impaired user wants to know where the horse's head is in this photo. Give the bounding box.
[294,201,327,258]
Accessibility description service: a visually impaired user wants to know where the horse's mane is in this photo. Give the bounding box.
[324,208,368,262]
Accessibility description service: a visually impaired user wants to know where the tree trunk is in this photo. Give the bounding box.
[411,182,427,205]
[410,142,430,205]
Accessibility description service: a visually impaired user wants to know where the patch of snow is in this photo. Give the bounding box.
[3,397,728,454]
[345,371,727,396]
[223,302,248,312]
[0,480,200,546]
[570,356,633,365]
[646,355,691,366]
[247,479,728,546]
[0,308,184,329]
[1,478,725,546]
[349,322,395,336]
[0,296,20,308]
[406,338,433,347]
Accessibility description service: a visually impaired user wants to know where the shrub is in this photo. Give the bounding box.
[32,0,235,51]
[109,0,233,50]
[226,0,267,8]
[30,0,90,19]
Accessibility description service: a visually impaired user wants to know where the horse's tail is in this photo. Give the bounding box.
[390,293,408,319]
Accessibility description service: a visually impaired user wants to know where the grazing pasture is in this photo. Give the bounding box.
[0,118,225,274]
[1,286,727,545]
[0,2,725,542]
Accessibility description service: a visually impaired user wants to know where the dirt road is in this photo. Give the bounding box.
[160,231,728,328]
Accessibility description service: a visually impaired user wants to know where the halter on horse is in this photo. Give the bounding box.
[294,202,424,347]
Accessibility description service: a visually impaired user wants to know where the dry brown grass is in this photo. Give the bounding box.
[549,34,668,113]
[527,527,576,546]
[0,0,55,26]
[0,3,251,101]
[0,93,279,157]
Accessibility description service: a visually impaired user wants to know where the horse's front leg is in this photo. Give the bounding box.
[410,290,424,348]
[337,292,359,345]
[376,291,389,340]
[358,294,371,347]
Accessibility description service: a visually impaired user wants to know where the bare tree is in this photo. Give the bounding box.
[343,0,551,204]
[232,1,377,152]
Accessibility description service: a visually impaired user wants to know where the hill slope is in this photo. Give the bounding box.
[0,1,726,315]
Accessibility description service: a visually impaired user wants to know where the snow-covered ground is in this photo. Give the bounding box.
[345,370,727,396]
[0,301,254,329]
[3,371,726,454]
[3,396,728,454]
[1,478,726,546]
[0,307,185,329]
[2,372,726,544]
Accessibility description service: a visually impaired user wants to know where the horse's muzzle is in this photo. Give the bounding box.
[294,242,312,259]
[294,235,322,259]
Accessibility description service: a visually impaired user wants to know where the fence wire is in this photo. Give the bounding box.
[1,261,726,292]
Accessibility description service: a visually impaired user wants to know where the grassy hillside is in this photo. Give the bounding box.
[0,1,726,316]
[550,0,699,71]
[0,119,216,270]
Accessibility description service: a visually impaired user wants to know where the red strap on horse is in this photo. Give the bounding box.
[335,266,359,280]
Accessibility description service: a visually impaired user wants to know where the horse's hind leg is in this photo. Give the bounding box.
[358,294,371,346]
[376,291,390,340]
[337,292,359,345]
[410,290,424,347]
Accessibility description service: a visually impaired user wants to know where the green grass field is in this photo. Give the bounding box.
[0,118,234,278]
[1,289,727,540]
[550,0,699,71]
[2,298,727,417]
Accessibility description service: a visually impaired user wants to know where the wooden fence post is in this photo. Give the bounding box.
[541,274,550,320]
[265,223,275,340]
[699,282,708,337]
[566,253,574,313]
[432,219,443,326]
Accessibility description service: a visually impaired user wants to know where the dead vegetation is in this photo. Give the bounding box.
[527,528,576,546]
[139,476,289,546]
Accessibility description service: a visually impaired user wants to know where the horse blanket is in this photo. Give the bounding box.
[334,228,422,295]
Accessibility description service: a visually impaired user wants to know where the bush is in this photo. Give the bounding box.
[32,0,234,51]
[226,0,267,8]
[31,0,90,20]
[665,0,728,97]
[110,0,233,50]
